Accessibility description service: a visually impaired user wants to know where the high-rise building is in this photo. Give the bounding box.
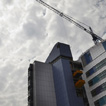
[28,62,57,106]
[28,42,86,106]
[79,40,106,106]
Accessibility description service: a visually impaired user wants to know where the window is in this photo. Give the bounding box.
[102,41,106,50]
[94,95,106,106]
[91,82,106,97]
[81,55,87,66]
[86,58,106,77]
[88,70,106,86]
[81,51,92,66]
[85,51,92,64]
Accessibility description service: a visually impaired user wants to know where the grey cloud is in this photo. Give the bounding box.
[0,0,106,106]
[3,0,13,5]
[0,78,7,91]
[95,0,106,7]
[23,22,37,37]
[22,5,47,40]
[0,61,27,106]
[100,15,106,19]
[42,9,46,16]
[0,94,27,106]
[0,39,3,46]
[102,31,106,37]
[23,20,46,39]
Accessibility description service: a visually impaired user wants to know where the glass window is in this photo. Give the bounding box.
[102,41,106,50]
[88,80,93,86]
[93,76,99,83]
[91,82,106,97]
[86,58,106,77]
[81,55,87,66]
[94,95,106,106]
[81,51,92,66]
[86,71,90,77]
[88,70,106,86]
[86,67,96,77]
[85,51,92,64]
[94,100,100,106]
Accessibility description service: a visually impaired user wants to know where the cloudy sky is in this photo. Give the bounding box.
[0,0,106,105]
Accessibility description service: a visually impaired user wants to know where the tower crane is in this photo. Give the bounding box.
[36,0,104,44]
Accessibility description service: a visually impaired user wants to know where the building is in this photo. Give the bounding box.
[79,40,106,106]
[28,42,86,106]
[28,62,57,106]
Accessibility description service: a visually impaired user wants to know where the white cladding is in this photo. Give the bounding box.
[90,43,105,60]
[79,41,106,106]
[33,61,57,106]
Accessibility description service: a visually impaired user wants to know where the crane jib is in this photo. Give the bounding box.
[36,0,104,44]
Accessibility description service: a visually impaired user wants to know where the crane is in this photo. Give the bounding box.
[36,0,104,44]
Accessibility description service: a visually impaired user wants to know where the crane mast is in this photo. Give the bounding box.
[36,0,104,44]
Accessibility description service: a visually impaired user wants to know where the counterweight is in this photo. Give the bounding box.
[36,0,104,44]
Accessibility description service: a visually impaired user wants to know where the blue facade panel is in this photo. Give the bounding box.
[59,43,72,58]
[84,51,92,65]
[46,43,60,63]
[46,42,73,63]
[81,51,92,66]
[102,41,106,50]
[52,58,84,106]
[52,59,70,106]
[61,59,79,105]
[46,42,84,106]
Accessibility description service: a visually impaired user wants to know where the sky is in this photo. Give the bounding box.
[0,0,106,105]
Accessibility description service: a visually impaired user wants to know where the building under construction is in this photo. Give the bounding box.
[28,42,87,106]
[28,1,106,106]
[79,40,106,106]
